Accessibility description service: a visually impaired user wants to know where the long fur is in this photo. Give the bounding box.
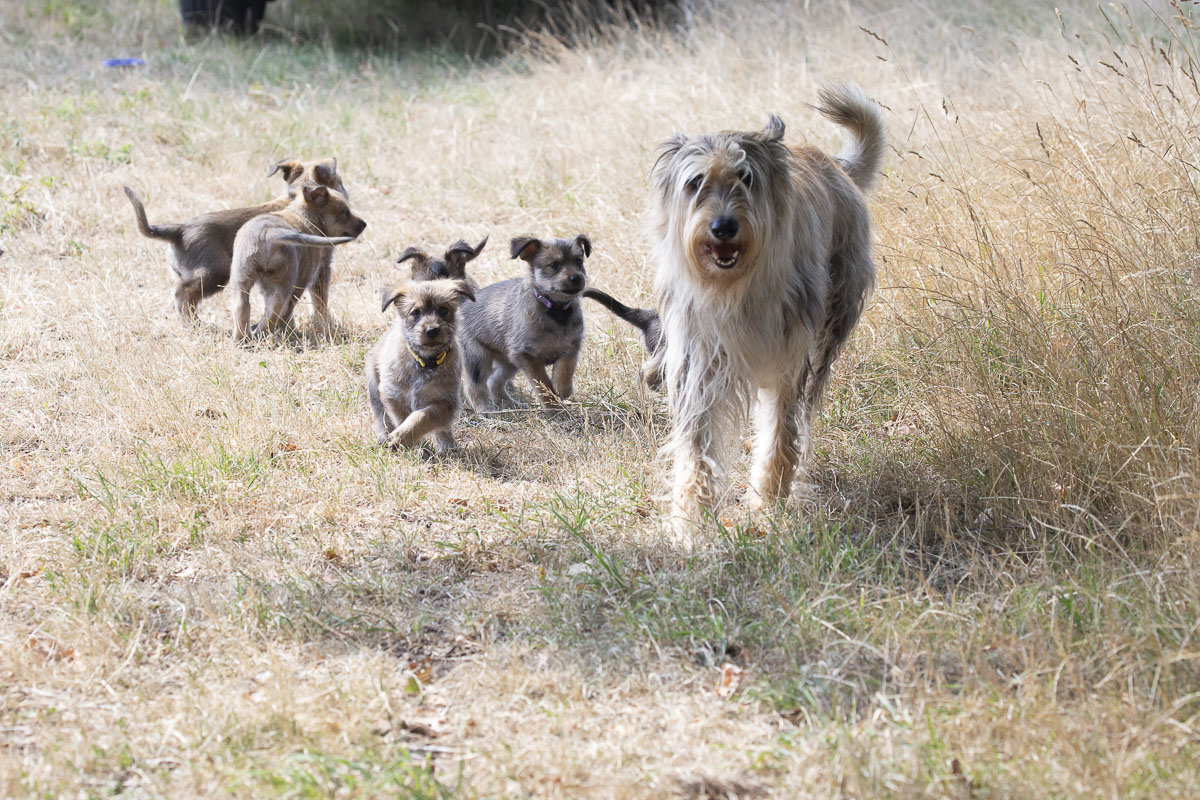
[649,83,885,541]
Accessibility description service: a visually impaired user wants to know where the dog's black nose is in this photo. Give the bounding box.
[711,217,738,240]
[567,274,583,287]
[423,325,440,338]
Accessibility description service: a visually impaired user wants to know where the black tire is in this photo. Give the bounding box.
[179,0,269,34]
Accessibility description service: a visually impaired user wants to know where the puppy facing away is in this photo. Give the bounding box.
[365,279,476,452]
[582,287,665,390]
[398,237,487,289]
[649,83,886,540]
[458,235,591,410]
[227,184,366,341]
[123,157,346,322]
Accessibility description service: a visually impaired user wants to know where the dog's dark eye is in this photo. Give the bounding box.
[549,261,561,271]
[738,167,753,188]
[685,174,703,192]
[437,306,449,318]
[409,308,421,320]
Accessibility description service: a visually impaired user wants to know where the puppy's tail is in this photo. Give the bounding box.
[817,84,886,193]
[273,231,357,247]
[123,186,184,244]
[583,288,658,336]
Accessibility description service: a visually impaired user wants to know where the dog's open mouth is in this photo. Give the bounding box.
[709,243,740,269]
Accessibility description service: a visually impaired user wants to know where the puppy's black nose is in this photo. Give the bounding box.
[566,274,583,287]
[423,325,440,338]
[711,217,738,241]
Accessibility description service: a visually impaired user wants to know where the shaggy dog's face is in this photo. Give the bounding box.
[651,118,792,284]
[380,279,476,355]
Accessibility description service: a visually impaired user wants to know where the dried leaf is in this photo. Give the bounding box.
[715,662,745,699]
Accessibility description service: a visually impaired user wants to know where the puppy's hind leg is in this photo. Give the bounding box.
[309,257,334,336]
[462,341,496,412]
[367,371,393,445]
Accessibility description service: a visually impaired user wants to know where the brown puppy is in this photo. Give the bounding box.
[123,158,346,321]
[365,279,476,452]
[398,237,487,290]
[227,185,366,341]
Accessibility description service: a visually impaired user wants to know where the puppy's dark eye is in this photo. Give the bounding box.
[549,261,561,271]
[437,306,450,318]
[342,208,350,217]
[685,174,703,192]
[409,308,421,320]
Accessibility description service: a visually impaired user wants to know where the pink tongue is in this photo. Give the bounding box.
[713,243,738,259]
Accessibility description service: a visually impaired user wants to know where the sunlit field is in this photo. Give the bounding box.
[3,0,1200,796]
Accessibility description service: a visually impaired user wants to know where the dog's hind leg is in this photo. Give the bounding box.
[550,353,578,401]
[309,257,334,336]
[747,380,802,510]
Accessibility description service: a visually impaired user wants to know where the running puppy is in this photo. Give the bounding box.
[123,158,346,322]
[459,235,591,410]
[398,237,487,290]
[650,84,885,541]
[582,287,665,390]
[365,278,476,452]
[228,184,366,341]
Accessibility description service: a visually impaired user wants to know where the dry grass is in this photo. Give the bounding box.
[3,0,1200,796]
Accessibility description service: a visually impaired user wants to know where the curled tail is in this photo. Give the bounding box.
[817,84,886,192]
[123,186,184,243]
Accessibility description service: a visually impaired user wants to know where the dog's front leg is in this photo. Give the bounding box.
[550,353,578,401]
[389,406,452,449]
[747,381,802,510]
[309,257,334,335]
[228,270,255,342]
[515,357,560,408]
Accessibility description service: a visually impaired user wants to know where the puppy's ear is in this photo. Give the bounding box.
[510,237,541,261]
[762,115,785,141]
[312,157,338,187]
[445,236,486,271]
[574,235,592,258]
[397,247,427,267]
[381,284,407,313]
[471,235,488,258]
[453,280,476,303]
[302,184,329,206]
[268,159,305,183]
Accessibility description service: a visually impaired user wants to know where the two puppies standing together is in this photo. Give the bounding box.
[124,157,367,340]
[365,234,593,452]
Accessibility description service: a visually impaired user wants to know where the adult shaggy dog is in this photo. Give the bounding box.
[649,84,885,542]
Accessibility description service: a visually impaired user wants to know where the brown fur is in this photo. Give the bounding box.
[227,185,366,341]
[365,279,476,452]
[123,158,346,322]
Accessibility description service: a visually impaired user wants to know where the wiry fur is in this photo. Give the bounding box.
[123,158,346,322]
[398,236,487,291]
[458,235,591,410]
[649,83,885,543]
[365,279,476,453]
[582,288,665,390]
[227,184,366,341]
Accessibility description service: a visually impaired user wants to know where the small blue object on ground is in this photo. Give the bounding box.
[103,58,146,68]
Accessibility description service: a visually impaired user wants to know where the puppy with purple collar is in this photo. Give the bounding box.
[458,235,591,410]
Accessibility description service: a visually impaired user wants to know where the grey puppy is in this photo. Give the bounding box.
[459,234,591,410]
[365,278,477,452]
[398,236,487,290]
[582,287,665,390]
[123,158,347,322]
[228,184,367,341]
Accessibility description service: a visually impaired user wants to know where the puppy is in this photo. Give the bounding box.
[227,184,366,341]
[123,157,346,321]
[365,279,476,452]
[582,287,665,390]
[458,235,591,410]
[649,84,886,538]
[398,237,487,290]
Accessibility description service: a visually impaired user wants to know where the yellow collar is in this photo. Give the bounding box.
[409,345,451,369]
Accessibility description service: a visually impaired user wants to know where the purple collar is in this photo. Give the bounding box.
[533,287,573,311]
